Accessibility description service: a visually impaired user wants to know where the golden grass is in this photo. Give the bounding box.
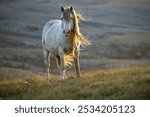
[0,66,150,99]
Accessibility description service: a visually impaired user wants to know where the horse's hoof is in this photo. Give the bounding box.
[77,75,81,78]
[45,77,50,80]
[60,77,65,80]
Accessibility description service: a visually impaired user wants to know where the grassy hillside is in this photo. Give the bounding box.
[0,0,150,100]
[0,66,150,100]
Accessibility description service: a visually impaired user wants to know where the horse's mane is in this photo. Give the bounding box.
[63,6,91,65]
[71,8,91,52]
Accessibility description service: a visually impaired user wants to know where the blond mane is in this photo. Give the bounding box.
[71,8,91,54]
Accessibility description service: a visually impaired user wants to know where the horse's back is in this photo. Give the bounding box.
[42,20,61,40]
[42,19,62,53]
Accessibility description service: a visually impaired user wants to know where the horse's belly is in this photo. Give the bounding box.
[45,40,59,54]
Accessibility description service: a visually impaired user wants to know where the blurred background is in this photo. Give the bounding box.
[0,0,150,79]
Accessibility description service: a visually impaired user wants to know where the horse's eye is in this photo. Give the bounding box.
[70,14,73,19]
[70,15,73,19]
[60,17,63,20]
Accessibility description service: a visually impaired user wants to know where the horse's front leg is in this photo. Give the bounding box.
[73,49,81,78]
[43,49,50,79]
[59,47,67,80]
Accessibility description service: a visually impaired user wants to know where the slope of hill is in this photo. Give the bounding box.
[0,0,150,100]
[0,66,150,100]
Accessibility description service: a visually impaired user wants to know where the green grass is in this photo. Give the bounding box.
[0,66,150,100]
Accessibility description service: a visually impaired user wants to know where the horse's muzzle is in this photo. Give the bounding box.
[63,30,71,37]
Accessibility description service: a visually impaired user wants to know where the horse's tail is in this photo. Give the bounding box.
[64,54,72,66]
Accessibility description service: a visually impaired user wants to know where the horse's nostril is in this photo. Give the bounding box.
[63,30,70,35]
[67,31,70,34]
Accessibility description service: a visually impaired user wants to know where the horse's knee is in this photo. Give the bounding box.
[60,65,66,71]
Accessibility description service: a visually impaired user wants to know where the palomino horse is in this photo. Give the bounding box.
[42,6,91,80]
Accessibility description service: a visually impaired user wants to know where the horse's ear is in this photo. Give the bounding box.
[70,6,73,11]
[61,6,64,12]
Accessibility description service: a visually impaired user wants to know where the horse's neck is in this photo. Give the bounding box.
[65,34,73,46]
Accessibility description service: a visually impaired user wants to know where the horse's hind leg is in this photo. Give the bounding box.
[43,49,50,79]
[55,55,60,69]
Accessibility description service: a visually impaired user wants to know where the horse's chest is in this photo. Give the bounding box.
[63,39,73,54]
[64,46,73,54]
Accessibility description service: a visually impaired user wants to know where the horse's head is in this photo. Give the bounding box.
[61,6,74,37]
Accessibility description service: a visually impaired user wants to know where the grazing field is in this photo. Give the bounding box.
[0,0,150,100]
[0,66,150,100]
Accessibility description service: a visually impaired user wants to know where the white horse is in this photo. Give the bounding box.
[42,6,91,80]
